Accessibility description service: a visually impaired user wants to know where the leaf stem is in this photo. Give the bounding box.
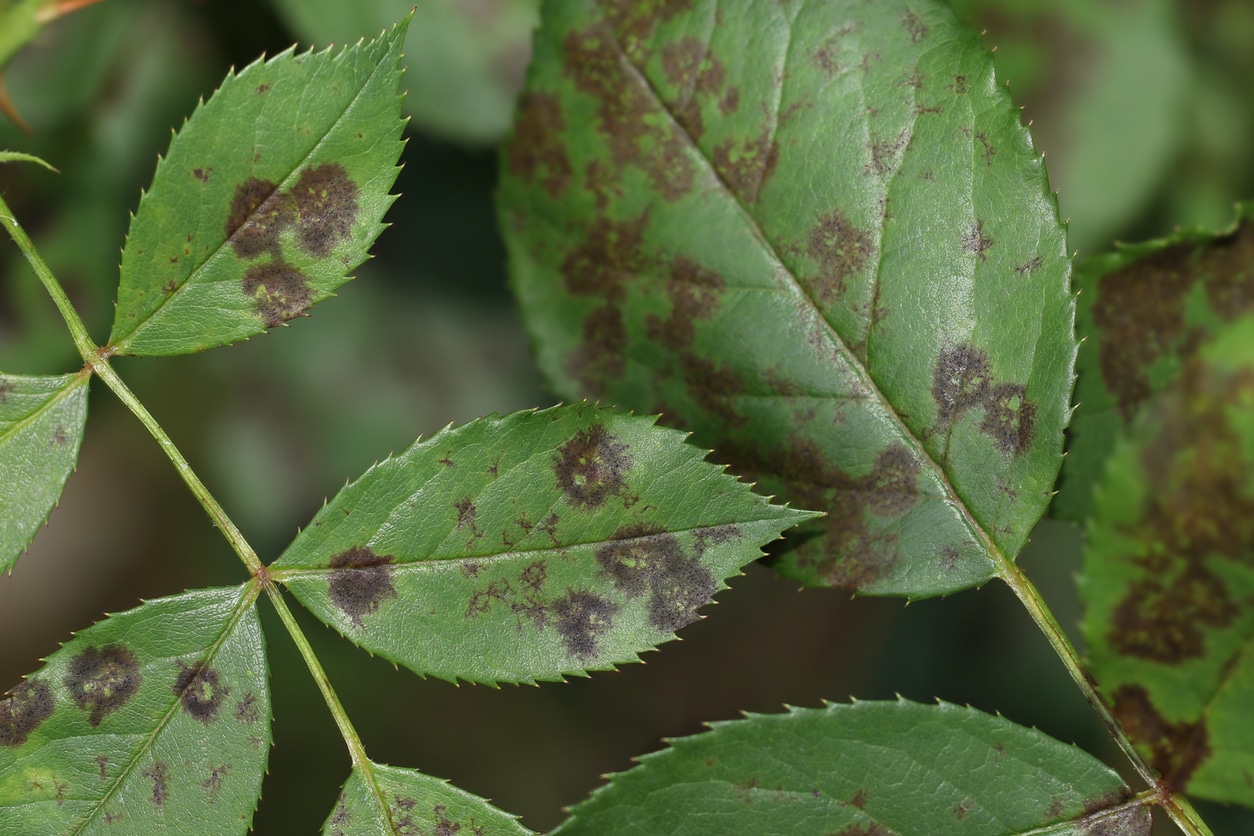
[262,584,395,829]
[997,560,1214,836]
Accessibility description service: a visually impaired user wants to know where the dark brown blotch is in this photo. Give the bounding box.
[174,660,230,723]
[713,131,779,204]
[961,218,994,261]
[328,546,398,627]
[225,177,293,259]
[202,764,230,799]
[679,352,747,427]
[242,259,313,327]
[568,305,629,396]
[560,215,649,301]
[507,92,572,197]
[0,679,54,747]
[551,589,618,658]
[931,344,1036,457]
[645,256,726,351]
[234,692,259,723]
[595,523,719,633]
[804,209,873,302]
[659,36,726,142]
[65,644,142,727]
[290,162,359,256]
[1111,684,1210,792]
[141,761,167,809]
[554,424,631,508]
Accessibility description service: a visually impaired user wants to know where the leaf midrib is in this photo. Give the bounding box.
[112,42,392,352]
[591,2,1007,572]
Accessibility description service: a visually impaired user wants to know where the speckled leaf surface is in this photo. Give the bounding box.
[1080,316,1254,805]
[499,0,1075,597]
[323,761,532,835]
[551,700,1147,836]
[1057,204,1254,523]
[0,586,270,834]
[271,403,813,684]
[0,372,88,572]
[270,0,538,145]
[107,18,408,356]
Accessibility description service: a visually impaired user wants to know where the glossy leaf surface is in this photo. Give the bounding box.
[500,0,1075,597]
[552,700,1147,835]
[108,18,408,355]
[272,403,813,684]
[323,761,532,835]
[0,586,270,834]
[0,372,88,571]
[1081,316,1254,805]
[1057,203,1254,522]
[270,0,538,145]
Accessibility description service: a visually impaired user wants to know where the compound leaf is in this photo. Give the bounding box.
[0,372,88,572]
[323,761,532,836]
[1057,203,1254,523]
[551,700,1148,835]
[1080,315,1254,805]
[499,0,1075,597]
[0,585,271,834]
[271,403,814,684]
[108,17,408,356]
[270,0,539,145]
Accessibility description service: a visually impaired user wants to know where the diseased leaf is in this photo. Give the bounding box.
[1080,316,1254,806]
[0,585,271,834]
[552,700,1148,836]
[271,403,814,684]
[499,0,1075,597]
[1057,203,1254,523]
[107,17,408,356]
[270,0,539,145]
[0,372,88,572]
[323,761,532,835]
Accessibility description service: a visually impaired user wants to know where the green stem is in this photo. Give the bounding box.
[997,561,1214,836]
[263,584,395,827]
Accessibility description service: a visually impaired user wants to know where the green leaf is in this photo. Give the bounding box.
[0,372,88,572]
[269,0,539,145]
[0,585,271,834]
[271,403,814,684]
[1056,203,1254,523]
[323,761,532,835]
[498,0,1075,597]
[1080,315,1254,806]
[107,17,408,356]
[552,700,1148,835]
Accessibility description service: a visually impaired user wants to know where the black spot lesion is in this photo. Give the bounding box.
[225,178,293,260]
[327,546,398,627]
[141,761,168,809]
[289,163,359,257]
[961,218,994,261]
[174,660,230,723]
[241,260,312,328]
[554,424,631,508]
[0,679,55,747]
[551,589,618,659]
[65,644,142,727]
[595,524,720,633]
[931,343,1036,457]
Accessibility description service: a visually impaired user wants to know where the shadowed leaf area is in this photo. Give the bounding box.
[499,0,1075,597]
[1058,203,1254,522]
[551,700,1148,836]
[271,403,814,684]
[1081,315,1254,805]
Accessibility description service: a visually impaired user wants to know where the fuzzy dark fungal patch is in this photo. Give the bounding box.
[203,764,230,798]
[1111,684,1210,792]
[596,524,719,633]
[961,218,994,261]
[174,661,230,723]
[234,692,259,723]
[141,761,168,809]
[225,177,293,259]
[804,209,873,302]
[454,498,482,540]
[65,644,142,727]
[551,589,618,659]
[327,546,398,627]
[507,92,572,197]
[932,344,1036,456]
[242,260,313,327]
[554,424,631,508]
[0,679,54,747]
[290,162,359,257]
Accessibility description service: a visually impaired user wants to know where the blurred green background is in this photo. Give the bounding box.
[0,0,1251,832]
